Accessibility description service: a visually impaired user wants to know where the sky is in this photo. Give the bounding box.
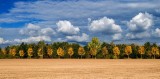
[0,0,160,46]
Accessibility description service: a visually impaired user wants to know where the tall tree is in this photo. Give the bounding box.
[38,48,43,59]
[1,48,6,55]
[47,46,53,58]
[101,46,108,58]
[67,47,74,58]
[78,46,85,59]
[151,47,159,59]
[124,46,132,59]
[37,41,45,58]
[57,47,64,58]
[9,47,16,57]
[113,46,120,59]
[88,37,101,58]
[27,47,33,58]
[19,50,24,58]
[138,46,145,59]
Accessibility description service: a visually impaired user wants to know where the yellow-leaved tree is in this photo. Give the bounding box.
[125,46,132,59]
[1,48,6,55]
[27,47,33,58]
[68,47,74,58]
[47,46,53,58]
[88,37,101,58]
[151,47,159,59]
[102,46,108,58]
[78,46,85,59]
[9,48,16,57]
[113,46,120,59]
[38,48,43,59]
[19,50,24,58]
[138,46,145,59]
[57,47,64,58]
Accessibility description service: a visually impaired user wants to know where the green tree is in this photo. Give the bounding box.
[88,37,101,58]
[101,46,108,58]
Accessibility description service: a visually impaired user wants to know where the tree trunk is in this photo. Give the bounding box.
[81,55,82,59]
[141,54,142,59]
[154,54,155,59]
[128,55,129,59]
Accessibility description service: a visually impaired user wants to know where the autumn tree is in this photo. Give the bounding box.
[27,47,33,58]
[57,47,64,58]
[1,48,6,55]
[47,46,53,58]
[78,46,85,59]
[138,46,145,59]
[38,48,43,59]
[68,47,74,58]
[88,37,101,58]
[151,47,159,59]
[9,48,16,57]
[125,46,132,59]
[37,41,45,59]
[101,46,108,58]
[19,50,24,58]
[113,46,120,59]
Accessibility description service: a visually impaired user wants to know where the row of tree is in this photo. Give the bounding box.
[0,37,159,59]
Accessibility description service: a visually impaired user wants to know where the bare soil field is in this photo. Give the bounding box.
[0,59,160,79]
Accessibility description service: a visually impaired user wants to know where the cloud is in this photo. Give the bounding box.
[14,36,51,43]
[56,20,80,35]
[152,28,160,37]
[0,38,5,44]
[0,35,51,44]
[127,12,153,32]
[112,34,122,41]
[27,23,40,30]
[40,27,56,35]
[19,23,55,36]
[66,33,89,42]
[19,23,40,36]
[89,17,122,34]
[126,31,151,40]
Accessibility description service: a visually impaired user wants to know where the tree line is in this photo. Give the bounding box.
[0,37,159,59]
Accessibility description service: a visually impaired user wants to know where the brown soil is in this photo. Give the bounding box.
[0,59,160,79]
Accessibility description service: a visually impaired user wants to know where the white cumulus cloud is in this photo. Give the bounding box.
[112,34,122,40]
[19,23,55,36]
[56,20,80,35]
[152,28,160,37]
[40,27,56,35]
[27,23,40,30]
[14,36,51,43]
[66,33,89,42]
[127,12,153,32]
[89,17,122,34]
[126,31,150,39]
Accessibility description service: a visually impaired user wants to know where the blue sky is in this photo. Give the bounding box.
[0,0,160,46]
